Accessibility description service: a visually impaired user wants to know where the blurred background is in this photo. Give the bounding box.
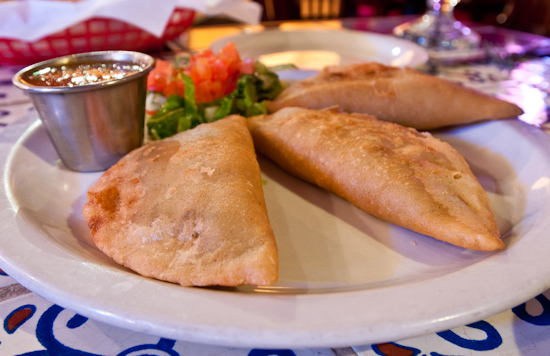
[2,0,548,65]
[249,0,550,37]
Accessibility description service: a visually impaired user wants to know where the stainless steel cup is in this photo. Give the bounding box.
[12,51,155,172]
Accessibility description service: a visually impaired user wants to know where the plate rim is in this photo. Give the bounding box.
[209,28,430,68]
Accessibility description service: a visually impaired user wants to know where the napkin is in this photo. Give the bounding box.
[0,0,262,42]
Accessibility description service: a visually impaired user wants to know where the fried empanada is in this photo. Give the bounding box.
[83,115,278,287]
[267,62,523,130]
[248,107,504,251]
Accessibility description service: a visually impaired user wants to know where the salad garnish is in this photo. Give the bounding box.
[146,42,285,140]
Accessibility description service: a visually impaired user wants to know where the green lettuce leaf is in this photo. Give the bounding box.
[147,62,283,140]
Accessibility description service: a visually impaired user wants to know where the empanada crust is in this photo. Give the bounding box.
[248,107,504,251]
[83,116,278,286]
[267,62,523,130]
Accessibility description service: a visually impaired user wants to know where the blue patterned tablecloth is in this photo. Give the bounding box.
[0,58,549,356]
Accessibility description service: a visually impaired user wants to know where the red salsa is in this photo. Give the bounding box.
[24,61,145,87]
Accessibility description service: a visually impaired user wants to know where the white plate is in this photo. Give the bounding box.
[210,29,429,69]
[2,115,550,348]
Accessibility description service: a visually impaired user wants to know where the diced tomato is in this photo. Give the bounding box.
[146,42,255,104]
[212,58,228,81]
[218,41,240,63]
[209,80,222,95]
[239,58,255,75]
[195,57,212,81]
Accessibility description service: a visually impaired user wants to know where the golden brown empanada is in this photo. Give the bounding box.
[83,115,278,286]
[267,62,523,130]
[248,107,504,251]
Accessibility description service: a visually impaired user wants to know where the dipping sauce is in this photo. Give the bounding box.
[23,61,145,87]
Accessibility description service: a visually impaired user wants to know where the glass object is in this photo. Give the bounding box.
[393,0,481,60]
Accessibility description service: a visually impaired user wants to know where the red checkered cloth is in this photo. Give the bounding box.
[0,8,195,65]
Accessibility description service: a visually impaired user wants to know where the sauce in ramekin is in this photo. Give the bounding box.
[23,61,145,87]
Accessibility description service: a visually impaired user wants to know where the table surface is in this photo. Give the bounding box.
[1,16,550,356]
